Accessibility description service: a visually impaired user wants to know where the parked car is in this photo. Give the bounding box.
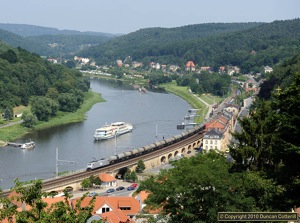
[88,192,98,197]
[116,186,125,191]
[130,183,138,188]
[106,188,115,193]
[127,186,135,191]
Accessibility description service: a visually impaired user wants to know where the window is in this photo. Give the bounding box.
[102,207,110,213]
[120,207,131,210]
[210,140,213,144]
[215,140,217,144]
[205,140,208,144]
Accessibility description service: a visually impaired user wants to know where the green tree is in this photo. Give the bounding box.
[3,106,13,121]
[230,100,279,172]
[21,110,38,128]
[269,72,300,208]
[81,178,92,190]
[57,93,80,112]
[138,152,280,223]
[30,96,59,121]
[130,171,138,182]
[89,175,102,188]
[0,179,99,223]
[0,49,18,63]
[136,160,146,173]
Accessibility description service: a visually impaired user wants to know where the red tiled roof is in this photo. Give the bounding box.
[99,172,117,182]
[101,208,134,223]
[72,196,140,216]
[185,61,195,67]
[136,191,150,203]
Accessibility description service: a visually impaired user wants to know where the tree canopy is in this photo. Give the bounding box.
[139,152,281,223]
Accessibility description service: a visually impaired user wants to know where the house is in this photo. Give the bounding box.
[149,62,161,70]
[185,61,196,71]
[206,119,227,133]
[99,172,117,188]
[203,128,223,152]
[116,60,123,67]
[47,58,58,64]
[227,66,240,76]
[219,66,226,74]
[223,104,240,118]
[72,196,140,222]
[135,191,150,211]
[200,66,211,72]
[264,66,273,73]
[169,65,180,72]
[244,78,258,93]
[132,61,143,68]
[101,209,134,223]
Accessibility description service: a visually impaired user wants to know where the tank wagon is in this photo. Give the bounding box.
[86,124,206,170]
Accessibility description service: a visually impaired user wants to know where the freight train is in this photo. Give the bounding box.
[86,124,206,171]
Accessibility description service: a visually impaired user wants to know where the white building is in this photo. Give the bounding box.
[203,128,223,152]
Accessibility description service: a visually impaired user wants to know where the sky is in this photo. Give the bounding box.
[1,0,299,34]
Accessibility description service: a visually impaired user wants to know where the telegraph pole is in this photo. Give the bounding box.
[56,148,76,177]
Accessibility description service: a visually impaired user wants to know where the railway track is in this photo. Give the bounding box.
[2,131,204,197]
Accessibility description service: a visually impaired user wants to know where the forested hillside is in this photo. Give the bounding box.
[0,29,51,56]
[0,23,117,37]
[0,24,116,57]
[82,19,300,73]
[0,42,90,114]
[81,22,263,65]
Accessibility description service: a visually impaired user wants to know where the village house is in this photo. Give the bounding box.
[135,191,150,211]
[264,66,273,73]
[72,196,140,222]
[185,61,196,71]
[223,103,240,122]
[116,59,123,67]
[244,78,258,93]
[203,128,224,152]
[169,65,180,72]
[219,66,226,74]
[47,58,58,64]
[74,56,90,65]
[200,66,212,72]
[132,61,143,68]
[204,110,234,152]
[227,66,240,76]
[149,62,161,70]
[99,172,117,188]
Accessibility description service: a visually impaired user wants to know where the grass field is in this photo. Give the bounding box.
[159,81,209,123]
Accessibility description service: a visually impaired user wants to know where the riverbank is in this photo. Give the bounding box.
[0,90,104,145]
[159,81,210,123]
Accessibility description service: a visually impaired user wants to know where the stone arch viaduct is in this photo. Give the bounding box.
[44,135,203,193]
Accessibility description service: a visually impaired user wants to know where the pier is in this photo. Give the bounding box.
[6,142,23,147]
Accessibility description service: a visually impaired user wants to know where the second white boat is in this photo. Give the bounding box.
[94,122,133,141]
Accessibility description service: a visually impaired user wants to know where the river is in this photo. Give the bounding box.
[0,78,192,190]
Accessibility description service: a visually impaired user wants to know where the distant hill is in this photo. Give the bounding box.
[80,19,300,73]
[80,22,264,65]
[0,23,118,37]
[0,29,51,55]
[0,24,117,57]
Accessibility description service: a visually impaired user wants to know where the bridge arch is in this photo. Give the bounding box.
[181,147,186,154]
[160,156,167,164]
[64,186,74,192]
[167,153,173,162]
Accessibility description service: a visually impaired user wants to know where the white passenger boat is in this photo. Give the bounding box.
[21,141,35,149]
[94,122,133,140]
